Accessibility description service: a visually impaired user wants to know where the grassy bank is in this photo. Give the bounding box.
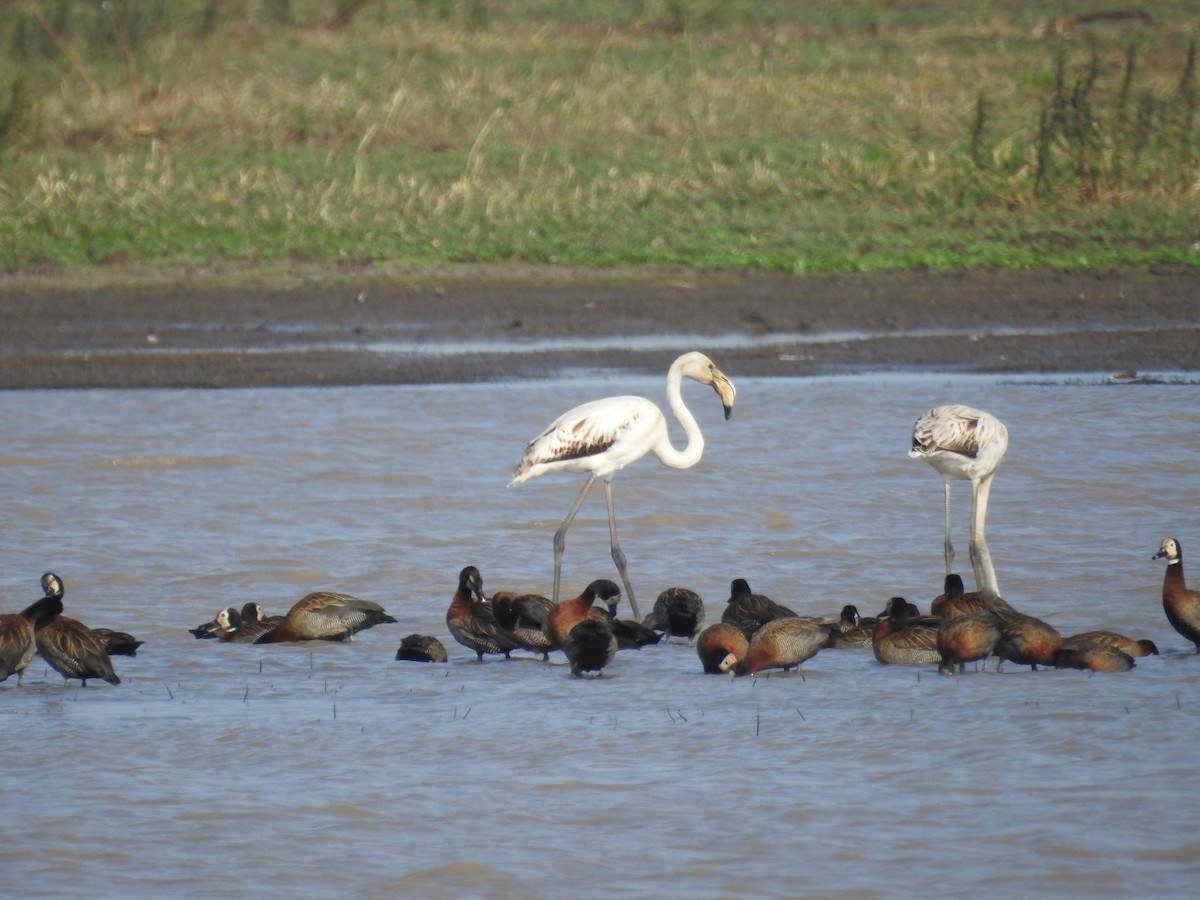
[1,1,1197,273]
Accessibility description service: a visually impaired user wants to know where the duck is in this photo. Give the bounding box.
[395,633,448,662]
[696,622,750,674]
[736,616,834,676]
[545,579,622,650]
[562,618,618,677]
[930,573,1014,620]
[992,607,1062,671]
[491,590,557,659]
[644,587,706,642]
[89,628,144,656]
[1053,645,1136,672]
[188,616,221,639]
[937,611,1002,675]
[1153,537,1200,652]
[720,578,799,640]
[241,602,286,629]
[598,604,663,650]
[214,605,279,644]
[825,605,876,650]
[445,566,520,660]
[873,597,942,667]
[0,591,64,685]
[34,572,120,686]
[1060,630,1158,658]
[255,590,396,644]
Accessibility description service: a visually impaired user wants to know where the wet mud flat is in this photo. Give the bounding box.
[0,264,1197,388]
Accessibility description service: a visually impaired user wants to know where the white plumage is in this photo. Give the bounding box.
[909,404,1008,595]
[510,351,736,620]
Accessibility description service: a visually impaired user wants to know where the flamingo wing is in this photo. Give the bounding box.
[911,405,1001,459]
[510,395,662,483]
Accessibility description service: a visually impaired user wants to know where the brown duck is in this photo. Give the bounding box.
[695,623,750,674]
[737,616,833,676]
[0,591,64,685]
[873,597,942,667]
[545,579,621,650]
[255,590,396,644]
[34,573,120,686]
[445,566,520,660]
[1153,537,1200,652]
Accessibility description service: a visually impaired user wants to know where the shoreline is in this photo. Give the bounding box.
[1,264,1197,388]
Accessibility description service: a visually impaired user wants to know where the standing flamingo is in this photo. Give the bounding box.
[909,405,1008,595]
[509,351,736,621]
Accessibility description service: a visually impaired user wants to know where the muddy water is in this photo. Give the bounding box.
[2,371,1199,898]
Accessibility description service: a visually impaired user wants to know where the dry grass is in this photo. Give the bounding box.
[1,1,1197,270]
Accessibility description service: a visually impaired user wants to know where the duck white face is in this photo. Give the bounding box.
[1154,538,1180,564]
[41,572,63,598]
[216,607,239,631]
[718,652,739,673]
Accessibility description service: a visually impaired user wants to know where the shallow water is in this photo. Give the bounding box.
[2,370,1200,898]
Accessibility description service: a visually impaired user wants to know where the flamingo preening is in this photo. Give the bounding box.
[509,351,736,621]
[909,405,1008,595]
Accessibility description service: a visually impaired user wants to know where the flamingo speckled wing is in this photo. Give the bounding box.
[509,351,736,621]
[909,404,1008,595]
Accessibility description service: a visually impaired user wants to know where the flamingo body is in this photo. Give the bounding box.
[910,405,1008,594]
[510,351,735,619]
[511,395,671,485]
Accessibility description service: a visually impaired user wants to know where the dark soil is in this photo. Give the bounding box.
[1,264,1197,388]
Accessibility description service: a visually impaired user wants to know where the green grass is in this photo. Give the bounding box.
[1,1,1198,273]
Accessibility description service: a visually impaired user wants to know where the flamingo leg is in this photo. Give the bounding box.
[968,473,1000,595]
[603,478,640,622]
[942,479,955,575]
[553,473,597,604]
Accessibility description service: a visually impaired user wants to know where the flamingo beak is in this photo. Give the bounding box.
[712,370,736,420]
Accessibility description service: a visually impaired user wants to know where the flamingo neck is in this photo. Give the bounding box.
[654,364,705,470]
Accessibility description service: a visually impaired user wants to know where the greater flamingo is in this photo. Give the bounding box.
[908,405,1008,595]
[509,351,736,620]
